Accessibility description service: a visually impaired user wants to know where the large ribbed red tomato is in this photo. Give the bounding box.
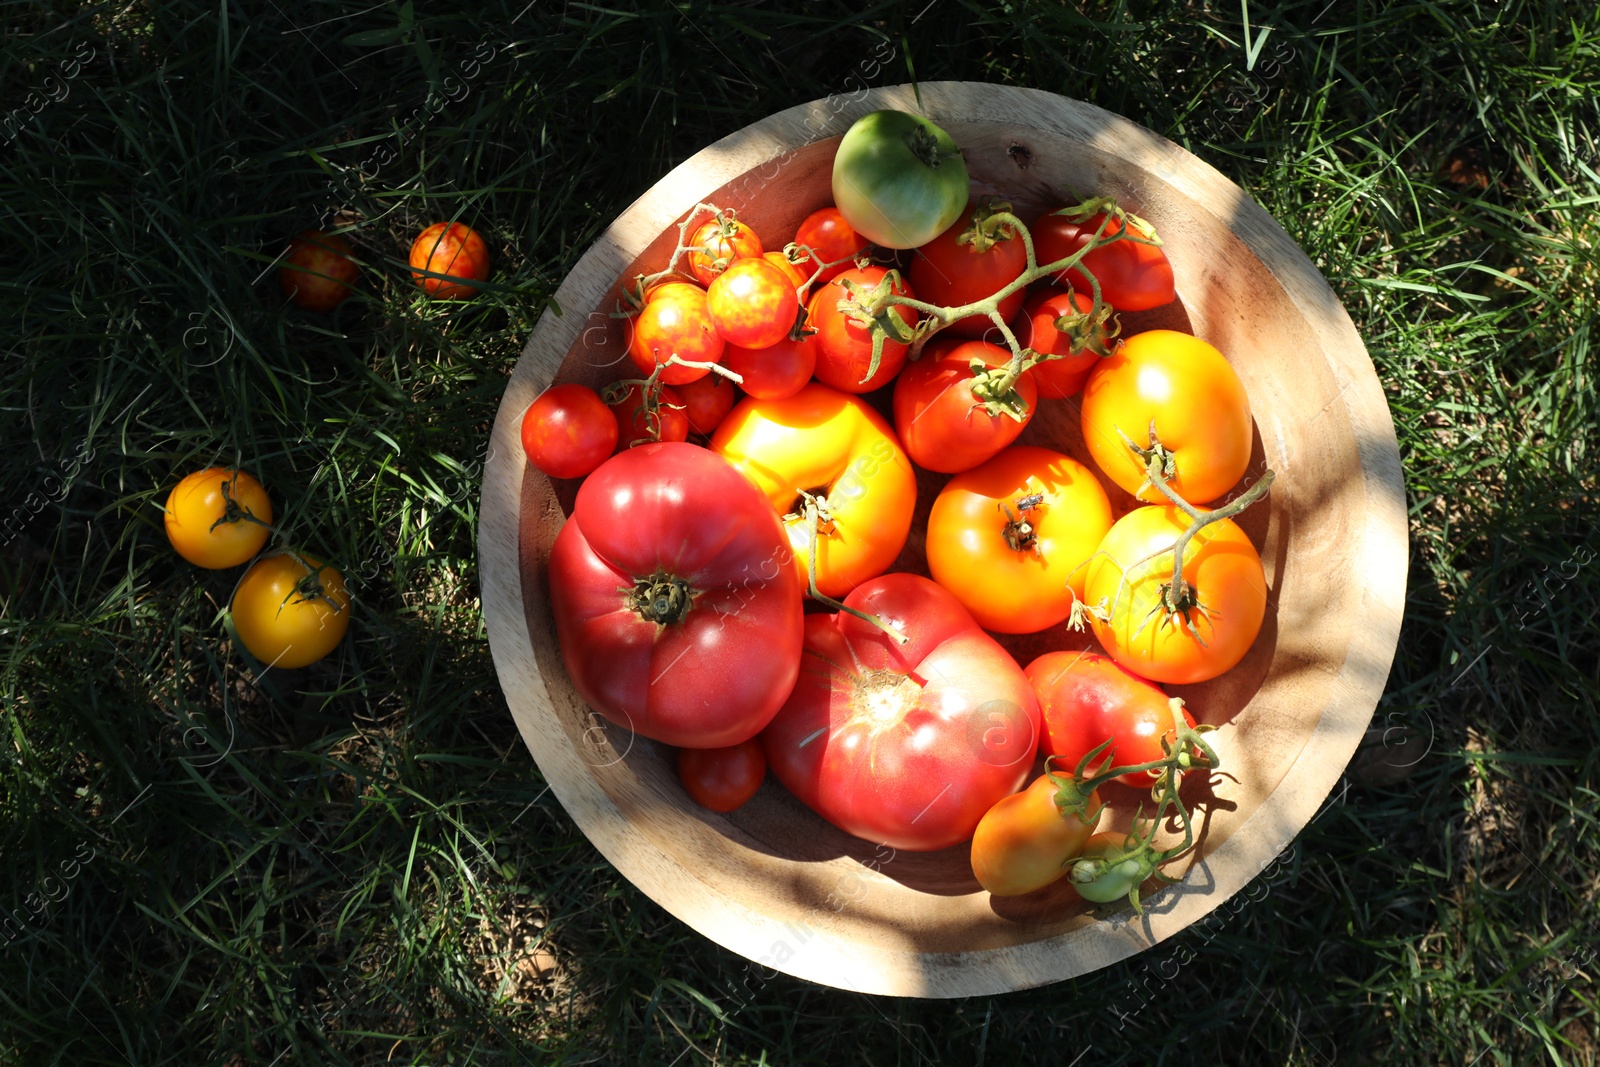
[548,443,805,748]
[760,573,1040,852]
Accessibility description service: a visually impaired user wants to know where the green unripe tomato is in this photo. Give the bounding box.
[832,110,969,249]
[1070,831,1156,903]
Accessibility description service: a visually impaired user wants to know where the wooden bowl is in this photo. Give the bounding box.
[480,82,1407,997]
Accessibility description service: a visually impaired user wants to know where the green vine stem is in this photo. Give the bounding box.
[796,492,909,646]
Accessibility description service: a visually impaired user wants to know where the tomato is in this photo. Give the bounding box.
[706,257,800,350]
[605,381,689,449]
[891,340,1037,474]
[688,217,763,286]
[278,230,360,312]
[678,739,767,813]
[792,207,869,286]
[1083,504,1267,684]
[925,446,1111,633]
[1017,289,1111,400]
[1025,649,1195,788]
[164,468,273,569]
[720,331,816,401]
[832,110,970,249]
[231,552,350,669]
[760,573,1040,851]
[907,202,1028,338]
[1033,209,1174,312]
[1080,330,1252,505]
[711,383,916,598]
[807,266,918,393]
[547,442,805,748]
[673,371,737,436]
[1069,832,1154,903]
[970,773,1103,896]
[409,221,491,299]
[626,284,725,386]
[763,250,810,294]
[520,384,618,479]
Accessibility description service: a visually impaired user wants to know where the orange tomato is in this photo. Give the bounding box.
[278,230,360,312]
[408,221,491,299]
[970,773,1103,896]
[1079,329,1252,505]
[711,382,916,598]
[626,284,725,386]
[688,217,762,286]
[231,553,350,669]
[926,446,1111,633]
[164,468,273,569]
[1082,504,1267,684]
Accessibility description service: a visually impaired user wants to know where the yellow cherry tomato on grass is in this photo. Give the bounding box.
[231,553,351,669]
[164,468,273,569]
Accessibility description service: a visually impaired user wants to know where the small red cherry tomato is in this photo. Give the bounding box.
[908,202,1029,338]
[892,339,1037,473]
[627,285,725,386]
[1017,289,1111,400]
[721,331,817,400]
[807,266,918,393]
[409,221,491,299]
[520,384,619,479]
[792,207,870,286]
[677,739,767,813]
[1033,210,1174,312]
[674,371,737,436]
[763,250,810,294]
[706,258,800,350]
[278,230,360,312]
[688,217,763,286]
[606,381,690,449]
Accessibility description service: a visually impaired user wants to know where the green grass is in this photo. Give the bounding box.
[2,0,1598,1062]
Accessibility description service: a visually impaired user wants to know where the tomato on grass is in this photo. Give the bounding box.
[278,230,360,312]
[231,552,350,669]
[164,468,273,569]
[409,222,491,299]
[678,739,767,813]
[521,384,618,479]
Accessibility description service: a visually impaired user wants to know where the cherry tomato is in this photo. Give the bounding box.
[720,331,817,401]
[231,553,350,669]
[792,207,869,286]
[520,384,618,479]
[164,468,273,569]
[409,221,491,299]
[674,371,737,436]
[706,257,800,350]
[807,266,918,394]
[892,339,1037,474]
[606,381,689,449]
[763,250,810,294]
[278,230,360,312]
[1017,289,1109,400]
[1033,209,1175,312]
[711,383,916,598]
[908,202,1029,338]
[926,446,1111,633]
[1080,329,1252,505]
[1083,504,1267,684]
[970,773,1103,896]
[688,217,763,286]
[678,739,767,813]
[627,285,725,386]
[1025,649,1195,788]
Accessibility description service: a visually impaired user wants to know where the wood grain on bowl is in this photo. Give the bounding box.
[479,82,1406,997]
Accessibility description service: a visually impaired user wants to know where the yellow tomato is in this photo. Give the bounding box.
[1082,504,1266,684]
[711,382,916,598]
[163,468,273,569]
[231,553,351,669]
[926,446,1111,633]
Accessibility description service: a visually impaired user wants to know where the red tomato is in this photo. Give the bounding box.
[1017,289,1110,400]
[720,331,817,400]
[547,442,805,748]
[278,230,360,312]
[688,217,763,286]
[907,202,1029,338]
[606,381,689,449]
[674,372,737,436]
[706,258,800,350]
[763,250,810,294]
[792,207,869,286]
[1033,209,1174,312]
[409,222,491,299]
[627,285,725,386]
[760,573,1041,851]
[678,739,767,813]
[806,266,918,394]
[1025,650,1196,788]
[521,384,619,478]
[892,340,1037,474]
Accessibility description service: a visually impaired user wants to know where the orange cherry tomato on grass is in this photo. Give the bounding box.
[792,207,870,286]
[707,258,800,350]
[806,266,918,394]
[907,201,1029,338]
[520,384,618,479]
[164,468,273,569]
[1017,289,1112,400]
[688,217,763,286]
[409,222,491,299]
[1034,209,1175,312]
[674,371,737,436]
[231,553,350,669]
[677,738,767,813]
[970,773,1103,896]
[1080,329,1252,505]
[926,446,1111,633]
[892,340,1037,474]
[606,381,690,449]
[721,331,817,400]
[278,230,360,312]
[627,284,725,386]
[1082,504,1267,684]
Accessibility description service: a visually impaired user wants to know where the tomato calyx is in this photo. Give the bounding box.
[966,357,1033,424]
[211,473,275,538]
[276,549,348,615]
[625,569,698,627]
[1048,295,1120,360]
[955,199,1018,256]
[834,269,918,385]
[999,493,1045,555]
